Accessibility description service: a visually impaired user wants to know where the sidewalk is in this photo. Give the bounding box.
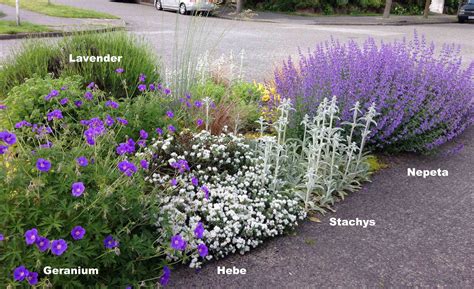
[0,4,124,39]
[216,10,457,26]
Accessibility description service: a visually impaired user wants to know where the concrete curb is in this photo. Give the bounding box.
[0,21,126,40]
[214,14,457,26]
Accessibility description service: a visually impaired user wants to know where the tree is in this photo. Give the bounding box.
[423,0,431,18]
[383,0,392,18]
[16,0,20,26]
[236,0,244,14]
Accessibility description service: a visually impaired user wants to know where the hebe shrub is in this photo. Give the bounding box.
[274,34,474,152]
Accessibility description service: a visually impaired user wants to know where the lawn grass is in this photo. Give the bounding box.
[0,0,119,19]
[0,20,52,34]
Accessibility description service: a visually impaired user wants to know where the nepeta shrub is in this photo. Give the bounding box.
[141,131,305,268]
[274,34,474,152]
[0,79,178,287]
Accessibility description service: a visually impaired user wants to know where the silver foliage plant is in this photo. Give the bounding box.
[256,96,378,213]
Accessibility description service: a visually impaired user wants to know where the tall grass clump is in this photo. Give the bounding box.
[0,32,160,98]
[274,34,474,152]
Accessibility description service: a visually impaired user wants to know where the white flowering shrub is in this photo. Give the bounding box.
[140,130,305,268]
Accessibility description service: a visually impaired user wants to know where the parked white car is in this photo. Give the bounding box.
[154,0,216,15]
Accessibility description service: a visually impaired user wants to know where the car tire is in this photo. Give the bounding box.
[458,18,465,23]
[155,0,163,10]
[179,3,187,15]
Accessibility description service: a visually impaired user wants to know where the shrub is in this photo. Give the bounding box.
[274,34,474,152]
[0,78,186,287]
[0,32,160,98]
[142,130,305,267]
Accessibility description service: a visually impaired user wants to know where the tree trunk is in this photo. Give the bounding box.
[236,0,244,14]
[383,0,392,18]
[423,0,431,18]
[16,0,20,26]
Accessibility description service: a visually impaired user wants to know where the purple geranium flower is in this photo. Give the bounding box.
[84,91,93,101]
[140,129,148,140]
[87,82,95,89]
[51,239,68,256]
[197,243,208,257]
[76,156,88,167]
[170,178,177,186]
[117,117,128,126]
[25,228,39,245]
[159,266,171,286]
[0,233,4,241]
[0,145,7,154]
[139,73,146,83]
[36,158,51,172]
[196,119,204,126]
[105,100,119,109]
[201,185,209,199]
[170,159,190,174]
[0,104,6,110]
[104,235,119,249]
[71,182,85,197]
[156,127,163,135]
[167,125,176,133]
[170,235,186,251]
[138,84,147,92]
[60,98,69,105]
[15,120,32,129]
[106,115,115,127]
[74,100,83,108]
[149,84,155,91]
[140,159,149,170]
[13,266,29,282]
[191,176,199,187]
[47,109,63,121]
[36,236,50,252]
[194,222,204,239]
[164,88,171,95]
[26,271,38,286]
[166,110,174,118]
[117,160,137,177]
[115,67,124,74]
[0,131,17,146]
[71,226,86,240]
[194,100,203,108]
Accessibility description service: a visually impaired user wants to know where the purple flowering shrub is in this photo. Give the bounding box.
[274,34,474,152]
[0,81,185,287]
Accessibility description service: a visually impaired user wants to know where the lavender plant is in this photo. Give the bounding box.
[274,34,474,152]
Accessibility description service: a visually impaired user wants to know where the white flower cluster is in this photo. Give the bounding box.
[141,131,305,268]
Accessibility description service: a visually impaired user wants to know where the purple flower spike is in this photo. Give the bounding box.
[104,235,119,249]
[71,182,85,197]
[115,67,124,74]
[36,236,50,252]
[25,228,39,245]
[197,243,208,257]
[194,222,204,239]
[71,226,86,240]
[36,158,51,172]
[51,239,68,256]
[170,235,187,251]
[159,266,171,286]
[13,266,29,282]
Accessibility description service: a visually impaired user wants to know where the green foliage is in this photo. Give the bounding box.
[0,20,52,34]
[0,78,176,287]
[0,32,160,98]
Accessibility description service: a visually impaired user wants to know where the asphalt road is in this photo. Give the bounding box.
[0,1,473,287]
[1,0,474,81]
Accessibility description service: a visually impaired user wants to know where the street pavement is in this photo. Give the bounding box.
[1,0,474,81]
[0,1,473,287]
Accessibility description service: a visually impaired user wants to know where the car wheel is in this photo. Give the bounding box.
[458,18,465,23]
[155,0,162,10]
[179,3,187,15]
